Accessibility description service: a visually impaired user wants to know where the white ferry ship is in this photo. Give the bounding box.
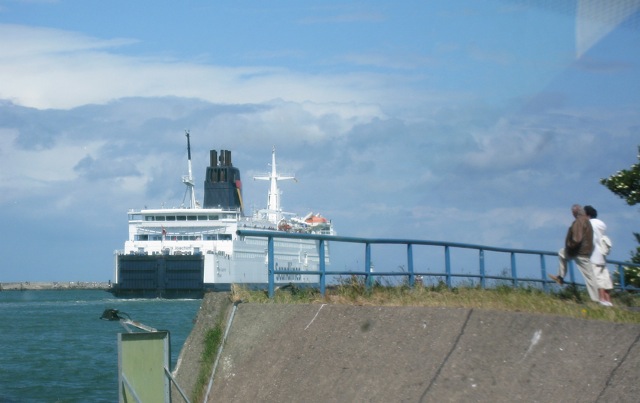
[110,133,334,297]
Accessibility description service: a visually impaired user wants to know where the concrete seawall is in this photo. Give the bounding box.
[177,294,640,402]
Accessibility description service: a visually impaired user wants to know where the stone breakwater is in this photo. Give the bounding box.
[0,282,111,291]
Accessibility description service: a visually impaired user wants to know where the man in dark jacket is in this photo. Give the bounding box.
[549,204,599,302]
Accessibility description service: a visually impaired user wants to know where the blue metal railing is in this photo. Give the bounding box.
[236,230,640,298]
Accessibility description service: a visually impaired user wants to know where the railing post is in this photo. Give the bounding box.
[540,254,548,292]
[511,252,518,288]
[445,246,451,288]
[479,249,485,289]
[407,243,414,287]
[268,236,275,298]
[319,239,326,297]
[617,263,626,290]
[365,242,372,290]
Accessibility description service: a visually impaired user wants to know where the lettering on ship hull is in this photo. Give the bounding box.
[274,262,303,281]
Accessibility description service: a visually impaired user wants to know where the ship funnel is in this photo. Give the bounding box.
[219,150,232,167]
[210,150,218,167]
[203,149,243,211]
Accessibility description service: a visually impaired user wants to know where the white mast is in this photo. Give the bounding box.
[254,146,295,223]
[182,130,197,209]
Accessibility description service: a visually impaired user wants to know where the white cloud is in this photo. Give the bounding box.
[0,24,136,58]
[463,118,554,170]
[0,129,105,199]
[0,24,430,111]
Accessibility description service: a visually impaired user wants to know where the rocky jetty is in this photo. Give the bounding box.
[0,281,111,291]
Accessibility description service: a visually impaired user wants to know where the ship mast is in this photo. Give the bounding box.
[254,146,295,223]
[182,130,197,209]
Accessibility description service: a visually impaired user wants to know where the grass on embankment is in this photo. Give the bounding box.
[230,281,640,324]
[192,322,224,403]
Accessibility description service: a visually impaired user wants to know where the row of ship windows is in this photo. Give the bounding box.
[129,214,237,221]
[135,234,233,241]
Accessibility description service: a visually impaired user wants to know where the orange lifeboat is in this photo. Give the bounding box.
[278,219,292,232]
[305,214,328,224]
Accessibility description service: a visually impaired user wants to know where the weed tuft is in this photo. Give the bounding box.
[192,323,224,403]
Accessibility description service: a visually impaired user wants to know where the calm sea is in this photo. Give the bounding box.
[0,290,201,403]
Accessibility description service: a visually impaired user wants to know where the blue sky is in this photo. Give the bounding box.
[1,0,639,282]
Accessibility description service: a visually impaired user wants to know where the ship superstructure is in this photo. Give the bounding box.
[111,134,333,297]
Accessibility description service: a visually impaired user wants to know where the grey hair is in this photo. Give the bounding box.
[571,204,585,216]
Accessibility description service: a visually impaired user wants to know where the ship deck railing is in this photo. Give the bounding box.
[236,229,640,299]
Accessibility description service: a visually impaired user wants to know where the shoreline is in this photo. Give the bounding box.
[0,281,111,291]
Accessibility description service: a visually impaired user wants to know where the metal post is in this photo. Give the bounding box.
[121,374,143,403]
[365,243,372,290]
[540,254,548,292]
[268,236,275,298]
[479,249,485,289]
[164,367,191,403]
[407,243,414,287]
[445,246,451,288]
[511,252,518,288]
[319,239,326,296]
[616,263,626,289]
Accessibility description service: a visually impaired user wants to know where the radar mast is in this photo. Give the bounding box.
[253,146,295,223]
[182,130,197,209]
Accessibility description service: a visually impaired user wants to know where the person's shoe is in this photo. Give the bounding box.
[600,301,613,307]
[548,274,564,285]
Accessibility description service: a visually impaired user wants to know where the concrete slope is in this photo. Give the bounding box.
[172,292,232,402]
[206,303,640,403]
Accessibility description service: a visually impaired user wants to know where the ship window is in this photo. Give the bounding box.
[136,235,149,241]
[177,215,187,221]
[208,215,219,220]
[155,216,166,221]
[166,216,176,221]
[145,216,154,221]
[129,214,143,221]
[187,215,197,221]
[204,234,229,240]
[198,215,207,220]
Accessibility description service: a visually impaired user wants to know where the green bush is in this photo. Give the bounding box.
[612,265,640,289]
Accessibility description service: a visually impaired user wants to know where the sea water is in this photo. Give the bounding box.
[0,290,201,402]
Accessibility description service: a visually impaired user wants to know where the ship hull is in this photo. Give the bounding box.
[110,236,324,298]
[110,254,205,298]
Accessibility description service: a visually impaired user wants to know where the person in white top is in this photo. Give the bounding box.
[584,205,613,307]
